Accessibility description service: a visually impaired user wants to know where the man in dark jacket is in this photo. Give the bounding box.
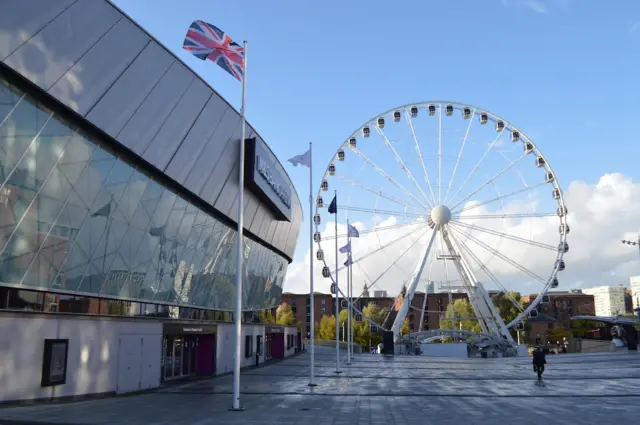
[532,346,547,381]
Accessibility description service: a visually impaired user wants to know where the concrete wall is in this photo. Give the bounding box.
[0,0,302,261]
[284,327,297,357]
[0,313,162,403]
[215,323,264,375]
[419,343,469,358]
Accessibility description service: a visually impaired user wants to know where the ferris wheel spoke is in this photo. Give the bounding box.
[448,220,557,251]
[375,125,433,208]
[443,108,475,205]
[335,174,424,211]
[438,104,443,204]
[453,212,556,220]
[447,130,505,205]
[360,226,431,297]
[447,225,547,283]
[449,229,525,313]
[352,147,430,210]
[339,205,425,219]
[452,180,549,215]
[450,153,527,211]
[405,109,437,206]
[326,223,429,277]
[323,220,423,242]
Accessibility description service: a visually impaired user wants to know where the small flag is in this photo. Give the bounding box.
[183,20,245,81]
[91,201,111,218]
[287,149,311,168]
[339,241,351,254]
[149,225,166,237]
[328,195,337,214]
[344,256,353,267]
[348,224,360,238]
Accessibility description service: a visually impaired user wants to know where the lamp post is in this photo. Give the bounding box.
[621,232,640,256]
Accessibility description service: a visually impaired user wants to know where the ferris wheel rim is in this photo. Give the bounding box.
[313,100,569,331]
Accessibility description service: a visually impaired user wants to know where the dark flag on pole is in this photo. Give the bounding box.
[91,201,111,218]
[328,195,337,214]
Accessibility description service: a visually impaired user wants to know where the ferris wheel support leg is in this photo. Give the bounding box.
[391,227,438,341]
[444,226,515,345]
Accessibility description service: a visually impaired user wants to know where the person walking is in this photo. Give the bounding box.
[532,345,547,381]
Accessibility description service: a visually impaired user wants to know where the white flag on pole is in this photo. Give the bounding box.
[287,149,311,168]
[347,223,360,238]
[339,241,351,254]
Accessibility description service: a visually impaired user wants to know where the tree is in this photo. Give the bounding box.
[401,318,409,335]
[275,302,296,326]
[318,314,336,340]
[440,298,481,333]
[492,291,523,325]
[492,291,523,339]
[353,303,387,349]
[547,325,571,344]
[259,309,276,324]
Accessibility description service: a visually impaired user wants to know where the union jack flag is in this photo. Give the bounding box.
[183,20,244,81]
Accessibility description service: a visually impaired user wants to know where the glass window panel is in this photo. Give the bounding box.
[0,95,52,186]
[73,155,116,210]
[116,172,148,224]
[130,179,163,230]
[0,78,23,123]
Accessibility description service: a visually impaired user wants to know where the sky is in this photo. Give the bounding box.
[112,0,640,297]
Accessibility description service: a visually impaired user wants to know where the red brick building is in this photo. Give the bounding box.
[280,290,469,337]
[521,291,595,344]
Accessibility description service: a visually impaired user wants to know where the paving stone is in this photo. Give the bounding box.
[0,349,638,424]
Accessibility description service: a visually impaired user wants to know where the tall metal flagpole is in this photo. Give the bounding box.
[346,219,352,365]
[349,250,354,359]
[334,190,341,374]
[308,142,317,387]
[231,40,247,411]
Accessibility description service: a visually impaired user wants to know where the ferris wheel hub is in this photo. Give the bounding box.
[430,205,452,226]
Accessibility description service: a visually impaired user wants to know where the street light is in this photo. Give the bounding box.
[621,232,640,257]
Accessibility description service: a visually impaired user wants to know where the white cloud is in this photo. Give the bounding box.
[522,1,549,14]
[284,173,640,298]
[501,0,550,15]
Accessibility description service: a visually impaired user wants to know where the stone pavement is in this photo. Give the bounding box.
[1,348,639,425]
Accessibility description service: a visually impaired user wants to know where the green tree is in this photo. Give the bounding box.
[492,291,523,339]
[547,325,571,344]
[318,314,336,340]
[353,303,387,349]
[492,291,523,324]
[275,302,296,325]
[440,298,482,333]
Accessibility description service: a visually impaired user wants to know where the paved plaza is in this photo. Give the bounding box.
[1,348,639,425]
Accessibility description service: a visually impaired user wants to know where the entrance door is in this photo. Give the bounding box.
[172,337,183,377]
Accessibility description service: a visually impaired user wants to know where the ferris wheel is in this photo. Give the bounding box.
[312,102,569,344]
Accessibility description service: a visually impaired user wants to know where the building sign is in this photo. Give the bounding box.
[265,326,284,334]
[244,138,292,222]
[163,324,217,335]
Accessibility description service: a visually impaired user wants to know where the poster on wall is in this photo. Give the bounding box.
[41,339,69,387]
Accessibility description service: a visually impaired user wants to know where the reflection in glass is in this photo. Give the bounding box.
[0,74,286,311]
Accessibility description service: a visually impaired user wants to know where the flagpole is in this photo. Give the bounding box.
[334,190,341,374]
[231,40,247,412]
[308,142,317,387]
[349,244,354,359]
[346,219,351,365]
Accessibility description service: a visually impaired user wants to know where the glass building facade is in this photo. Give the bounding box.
[0,74,286,312]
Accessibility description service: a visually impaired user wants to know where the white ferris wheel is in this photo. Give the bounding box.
[312,102,569,352]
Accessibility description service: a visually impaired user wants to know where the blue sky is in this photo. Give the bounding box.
[111,0,640,293]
